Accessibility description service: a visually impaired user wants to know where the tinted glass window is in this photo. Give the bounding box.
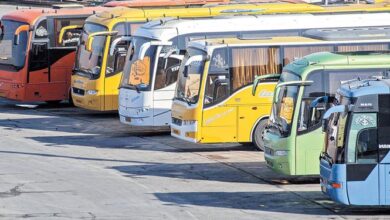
[347,113,377,163]
[34,20,48,39]
[230,47,281,91]
[356,128,378,163]
[54,18,84,47]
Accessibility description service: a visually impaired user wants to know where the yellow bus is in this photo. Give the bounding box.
[71,0,390,112]
[171,27,390,150]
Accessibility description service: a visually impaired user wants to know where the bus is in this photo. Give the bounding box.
[171,28,390,149]
[0,0,226,104]
[71,2,326,112]
[321,73,390,206]
[119,13,390,130]
[263,44,390,176]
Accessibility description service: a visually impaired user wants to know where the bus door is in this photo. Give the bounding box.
[345,112,379,205]
[27,41,50,100]
[47,16,85,100]
[201,49,236,142]
[153,51,182,126]
[295,71,326,175]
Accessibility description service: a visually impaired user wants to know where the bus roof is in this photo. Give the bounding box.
[284,52,390,80]
[1,7,102,25]
[104,0,230,7]
[85,2,324,29]
[338,78,390,98]
[133,12,390,41]
[189,36,322,50]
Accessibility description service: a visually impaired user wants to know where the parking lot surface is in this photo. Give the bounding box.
[1,99,390,219]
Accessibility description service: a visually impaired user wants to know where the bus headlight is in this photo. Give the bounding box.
[183,120,196,125]
[274,150,288,156]
[87,90,98,95]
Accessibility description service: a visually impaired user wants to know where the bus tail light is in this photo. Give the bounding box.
[331,182,342,189]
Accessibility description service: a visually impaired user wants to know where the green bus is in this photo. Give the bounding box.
[263,51,390,176]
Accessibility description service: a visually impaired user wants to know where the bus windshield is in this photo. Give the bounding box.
[0,20,28,70]
[269,72,301,137]
[75,23,108,79]
[120,37,157,91]
[175,48,206,105]
[121,37,181,91]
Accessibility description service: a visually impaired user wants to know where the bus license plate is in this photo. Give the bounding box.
[125,117,131,123]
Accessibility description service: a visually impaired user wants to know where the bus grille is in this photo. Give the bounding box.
[172,117,182,126]
[72,87,85,96]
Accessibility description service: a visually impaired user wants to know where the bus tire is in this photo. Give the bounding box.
[252,119,268,151]
[68,90,74,106]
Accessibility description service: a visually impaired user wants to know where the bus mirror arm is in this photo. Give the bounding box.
[310,96,329,108]
[85,31,118,52]
[14,25,30,45]
[58,25,83,44]
[109,36,132,56]
[139,42,151,60]
[252,74,281,96]
[321,105,349,132]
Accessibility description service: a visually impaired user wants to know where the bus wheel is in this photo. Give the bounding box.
[253,119,268,151]
[68,90,74,106]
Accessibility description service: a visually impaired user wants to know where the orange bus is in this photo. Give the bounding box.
[0,0,227,104]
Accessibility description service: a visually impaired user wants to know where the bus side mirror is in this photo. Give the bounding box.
[85,31,118,52]
[252,74,281,96]
[58,25,83,45]
[322,105,348,132]
[109,36,132,56]
[310,96,329,109]
[14,25,30,45]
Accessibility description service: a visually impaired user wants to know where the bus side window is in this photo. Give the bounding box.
[54,18,84,47]
[347,113,377,164]
[29,43,48,70]
[356,128,378,163]
[298,71,325,132]
[154,56,181,90]
[204,48,230,106]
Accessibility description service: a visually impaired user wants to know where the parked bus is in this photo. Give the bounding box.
[321,73,390,206]
[263,45,390,176]
[71,2,327,111]
[118,13,390,130]
[0,0,227,104]
[171,28,390,149]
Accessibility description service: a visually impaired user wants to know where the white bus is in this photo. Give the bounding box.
[118,12,390,127]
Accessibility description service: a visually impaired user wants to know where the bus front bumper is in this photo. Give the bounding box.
[263,131,292,175]
[170,120,198,143]
[119,104,155,126]
[72,88,102,111]
[0,81,25,101]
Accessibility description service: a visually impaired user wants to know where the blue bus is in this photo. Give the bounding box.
[320,76,390,205]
